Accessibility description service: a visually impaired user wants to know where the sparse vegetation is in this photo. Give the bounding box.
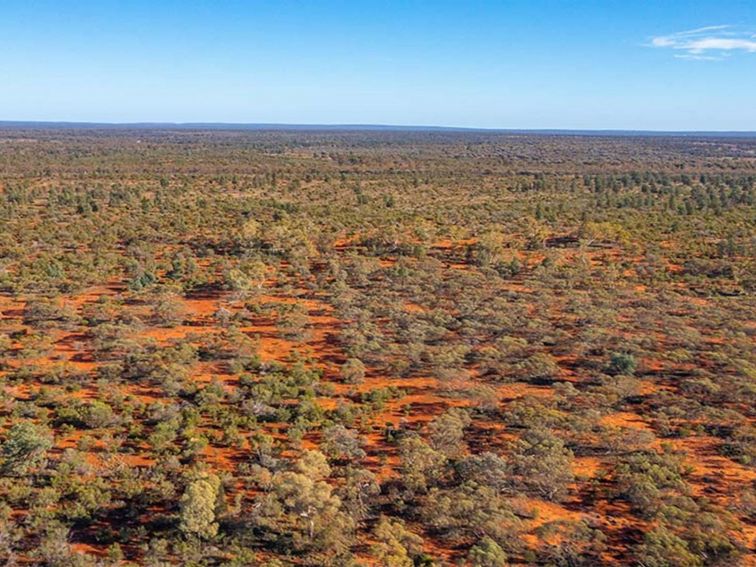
[0,128,753,565]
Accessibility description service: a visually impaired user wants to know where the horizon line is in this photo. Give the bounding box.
[1,120,756,137]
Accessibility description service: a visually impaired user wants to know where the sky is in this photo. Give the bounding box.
[1,0,755,130]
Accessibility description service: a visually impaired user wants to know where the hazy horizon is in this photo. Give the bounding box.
[2,120,756,135]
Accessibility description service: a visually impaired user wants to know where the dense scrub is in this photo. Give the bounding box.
[0,128,753,566]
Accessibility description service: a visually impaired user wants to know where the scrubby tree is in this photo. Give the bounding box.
[458,452,510,491]
[608,352,637,376]
[179,474,222,539]
[339,467,379,521]
[340,357,366,384]
[508,428,574,501]
[371,516,424,567]
[427,408,471,458]
[294,449,332,479]
[634,526,701,567]
[613,451,689,518]
[35,525,93,567]
[151,293,187,327]
[467,536,508,567]
[257,470,353,553]
[0,422,53,476]
[536,520,607,566]
[516,352,561,383]
[422,482,521,546]
[321,425,366,462]
[398,434,447,493]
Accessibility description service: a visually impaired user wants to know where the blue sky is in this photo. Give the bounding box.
[1,0,755,130]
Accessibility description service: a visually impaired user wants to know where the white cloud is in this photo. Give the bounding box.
[650,25,756,59]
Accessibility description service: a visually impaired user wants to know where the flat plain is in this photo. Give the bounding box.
[0,128,753,566]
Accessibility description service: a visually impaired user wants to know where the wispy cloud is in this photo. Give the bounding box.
[650,25,756,60]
